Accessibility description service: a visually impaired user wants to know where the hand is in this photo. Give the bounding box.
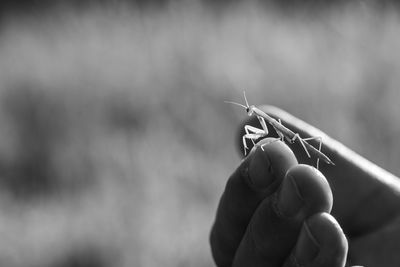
[210,105,400,267]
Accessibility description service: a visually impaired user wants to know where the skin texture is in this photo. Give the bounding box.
[210,105,400,267]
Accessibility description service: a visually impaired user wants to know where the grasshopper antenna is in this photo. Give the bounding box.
[243,91,249,108]
[223,101,247,109]
[223,91,251,110]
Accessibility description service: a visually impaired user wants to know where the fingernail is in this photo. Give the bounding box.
[248,146,274,189]
[276,174,304,217]
[294,221,319,265]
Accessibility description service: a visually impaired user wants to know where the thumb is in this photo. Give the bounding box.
[349,216,400,267]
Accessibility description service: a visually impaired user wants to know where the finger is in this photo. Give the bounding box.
[232,164,333,267]
[237,105,400,236]
[284,213,348,267]
[210,139,297,267]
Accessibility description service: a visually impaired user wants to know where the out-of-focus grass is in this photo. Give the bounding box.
[0,2,399,266]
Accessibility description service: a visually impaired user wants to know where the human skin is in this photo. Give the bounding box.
[210,105,400,267]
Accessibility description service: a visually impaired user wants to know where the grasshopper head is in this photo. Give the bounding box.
[247,106,255,116]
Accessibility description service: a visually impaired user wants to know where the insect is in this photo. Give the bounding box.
[225,92,334,169]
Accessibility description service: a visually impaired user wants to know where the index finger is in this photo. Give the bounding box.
[211,139,298,266]
[237,105,400,237]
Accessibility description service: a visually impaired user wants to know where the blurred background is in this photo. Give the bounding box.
[0,0,400,266]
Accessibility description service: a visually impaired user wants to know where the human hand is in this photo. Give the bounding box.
[210,105,400,267]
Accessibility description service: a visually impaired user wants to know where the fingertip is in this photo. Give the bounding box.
[248,138,298,190]
[279,165,333,219]
[292,213,348,267]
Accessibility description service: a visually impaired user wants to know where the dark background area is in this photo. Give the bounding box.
[0,0,399,13]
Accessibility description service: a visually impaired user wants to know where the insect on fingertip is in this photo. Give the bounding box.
[227,92,335,170]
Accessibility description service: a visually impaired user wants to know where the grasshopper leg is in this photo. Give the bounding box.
[303,136,323,169]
